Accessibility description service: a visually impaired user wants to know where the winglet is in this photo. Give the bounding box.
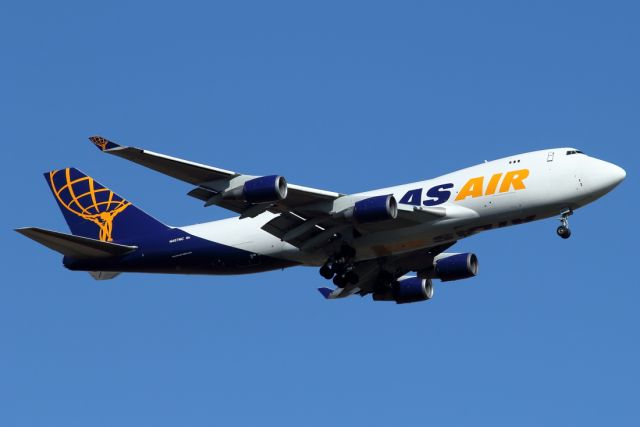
[89,135,120,151]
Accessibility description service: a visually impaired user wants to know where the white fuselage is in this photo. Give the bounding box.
[181,148,625,267]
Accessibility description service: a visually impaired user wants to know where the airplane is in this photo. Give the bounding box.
[16,137,626,303]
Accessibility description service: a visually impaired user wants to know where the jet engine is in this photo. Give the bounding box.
[372,277,434,304]
[338,195,398,224]
[212,175,288,205]
[242,175,288,203]
[434,253,478,282]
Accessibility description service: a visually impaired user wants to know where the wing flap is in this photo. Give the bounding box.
[16,227,137,259]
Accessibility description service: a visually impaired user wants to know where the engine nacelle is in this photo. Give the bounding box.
[372,277,434,304]
[242,175,288,204]
[339,195,398,224]
[434,253,478,282]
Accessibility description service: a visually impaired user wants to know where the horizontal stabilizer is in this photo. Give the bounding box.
[15,227,137,259]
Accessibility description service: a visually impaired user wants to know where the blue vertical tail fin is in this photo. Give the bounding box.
[45,167,169,243]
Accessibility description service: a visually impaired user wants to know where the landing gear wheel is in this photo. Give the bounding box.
[321,245,357,284]
[333,275,348,288]
[319,264,334,279]
[557,225,571,239]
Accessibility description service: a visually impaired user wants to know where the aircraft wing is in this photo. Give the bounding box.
[89,136,462,250]
[89,136,343,219]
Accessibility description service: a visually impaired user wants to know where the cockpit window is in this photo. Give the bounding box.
[566,150,584,155]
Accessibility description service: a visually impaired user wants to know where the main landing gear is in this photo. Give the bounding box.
[556,209,573,239]
[318,244,359,287]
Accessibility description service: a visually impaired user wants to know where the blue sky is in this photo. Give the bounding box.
[1,1,638,426]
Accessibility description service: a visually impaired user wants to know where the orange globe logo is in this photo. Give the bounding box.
[49,168,130,242]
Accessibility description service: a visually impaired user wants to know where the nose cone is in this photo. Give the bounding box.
[608,163,626,185]
[590,159,626,194]
[602,162,627,188]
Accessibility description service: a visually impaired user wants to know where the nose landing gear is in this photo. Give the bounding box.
[556,209,573,239]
